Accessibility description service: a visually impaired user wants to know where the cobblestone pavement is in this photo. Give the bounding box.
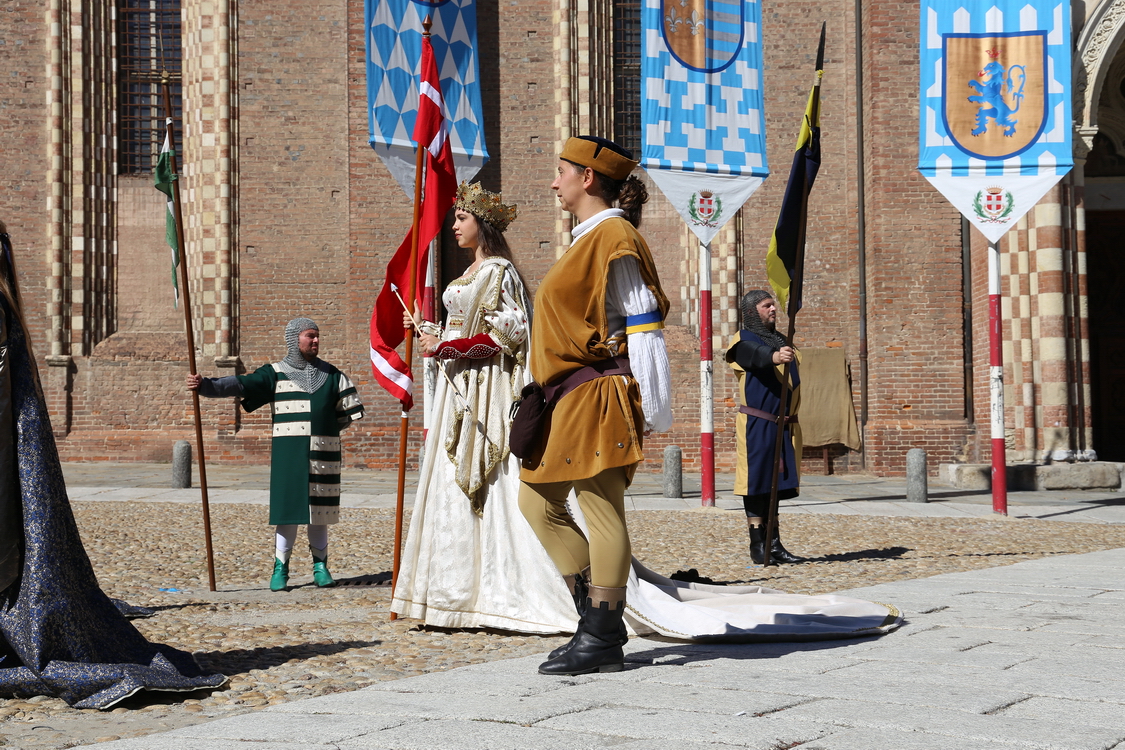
[1,466,1124,748]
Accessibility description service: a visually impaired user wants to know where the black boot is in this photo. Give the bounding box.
[770,526,807,564]
[548,568,589,660]
[538,585,626,675]
[748,523,773,566]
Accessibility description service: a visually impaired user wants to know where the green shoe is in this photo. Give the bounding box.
[270,557,290,591]
[311,546,336,588]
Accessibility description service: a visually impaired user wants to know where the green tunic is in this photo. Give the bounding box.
[238,363,364,525]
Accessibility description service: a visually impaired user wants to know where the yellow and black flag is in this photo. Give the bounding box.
[765,25,824,314]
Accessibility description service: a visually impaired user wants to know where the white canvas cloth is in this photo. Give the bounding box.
[624,561,901,641]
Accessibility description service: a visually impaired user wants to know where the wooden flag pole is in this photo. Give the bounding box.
[390,16,433,619]
[162,73,217,592]
[764,29,823,566]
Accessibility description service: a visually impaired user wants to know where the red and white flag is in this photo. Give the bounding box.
[369,36,457,410]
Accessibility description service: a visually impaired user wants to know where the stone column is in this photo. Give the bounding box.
[1033,188,1070,461]
[182,0,237,361]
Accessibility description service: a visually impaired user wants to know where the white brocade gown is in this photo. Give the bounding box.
[390,259,578,633]
[391,258,901,641]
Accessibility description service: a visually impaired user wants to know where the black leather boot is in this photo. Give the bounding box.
[548,568,589,659]
[748,522,772,566]
[770,526,807,564]
[538,585,626,675]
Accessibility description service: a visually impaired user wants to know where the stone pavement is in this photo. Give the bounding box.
[61,462,1125,523]
[60,462,1125,749]
[83,547,1125,750]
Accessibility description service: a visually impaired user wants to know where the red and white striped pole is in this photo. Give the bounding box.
[699,240,715,507]
[988,239,1008,515]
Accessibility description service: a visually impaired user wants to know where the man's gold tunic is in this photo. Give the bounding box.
[520,216,668,484]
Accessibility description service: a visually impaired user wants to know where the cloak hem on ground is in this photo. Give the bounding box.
[0,292,227,709]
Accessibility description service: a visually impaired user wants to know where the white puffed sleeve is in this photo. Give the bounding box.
[481,266,530,355]
[607,256,673,433]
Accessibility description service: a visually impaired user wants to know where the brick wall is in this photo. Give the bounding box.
[852,0,975,473]
[19,0,1014,478]
[0,1,50,358]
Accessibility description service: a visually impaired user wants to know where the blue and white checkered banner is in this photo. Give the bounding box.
[918,0,1072,243]
[641,0,769,245]
[365,0,487,196]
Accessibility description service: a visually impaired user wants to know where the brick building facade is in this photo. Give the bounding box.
[2,0,1123,476]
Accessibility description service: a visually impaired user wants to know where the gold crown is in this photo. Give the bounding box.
[455,182,519,232]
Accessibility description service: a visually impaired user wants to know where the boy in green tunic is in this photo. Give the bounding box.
[188,318,365,591]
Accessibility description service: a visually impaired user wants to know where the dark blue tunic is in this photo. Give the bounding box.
[729,330,800,498]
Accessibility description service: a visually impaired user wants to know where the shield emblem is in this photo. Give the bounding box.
[662,0,744,73]
[942,32,1047,159]
[697,193,714,218]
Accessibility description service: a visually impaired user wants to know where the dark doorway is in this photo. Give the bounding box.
[1085,210,1125,461]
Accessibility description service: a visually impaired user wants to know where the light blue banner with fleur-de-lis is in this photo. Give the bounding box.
[641,0,769,244]
[918,0,1072,242]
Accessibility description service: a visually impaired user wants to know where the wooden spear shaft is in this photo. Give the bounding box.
[391,16,433,618]
[162,74,217,591]
[764,55,822,567]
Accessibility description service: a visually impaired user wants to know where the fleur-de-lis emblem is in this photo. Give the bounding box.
[687,9,704,35]
[665,5,684,32]
[661,0,746,72]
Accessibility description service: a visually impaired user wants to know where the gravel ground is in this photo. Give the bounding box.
[2,501,1125,749]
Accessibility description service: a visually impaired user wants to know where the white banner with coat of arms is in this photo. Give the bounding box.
[918,0,1072,242]
[640,0,769,245]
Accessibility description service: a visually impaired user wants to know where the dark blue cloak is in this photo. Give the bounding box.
[733,330,800,498]
[0,292,226,709]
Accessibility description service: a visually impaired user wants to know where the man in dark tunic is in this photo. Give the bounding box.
[188,317,364,591]
[725,290,806,565]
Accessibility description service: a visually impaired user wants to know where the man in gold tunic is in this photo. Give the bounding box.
[519,136,672,675]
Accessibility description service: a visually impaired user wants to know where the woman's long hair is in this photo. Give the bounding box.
[473,214,531,305]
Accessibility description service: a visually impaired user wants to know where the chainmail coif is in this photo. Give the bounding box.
[277,317,330,393]
[740,290,789,351]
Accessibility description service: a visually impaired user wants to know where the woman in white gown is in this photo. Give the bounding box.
[390,182,577,633]
[391,181,901,644]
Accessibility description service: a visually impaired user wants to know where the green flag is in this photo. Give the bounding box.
[154,125,180,308]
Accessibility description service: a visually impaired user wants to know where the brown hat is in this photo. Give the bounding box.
[559,136,638,181]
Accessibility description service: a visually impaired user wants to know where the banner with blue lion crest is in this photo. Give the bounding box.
[918,0,1071,242]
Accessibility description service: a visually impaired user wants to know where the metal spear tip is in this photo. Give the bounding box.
[423,15,432,34]
[391,283,400,292]
[815,23,826,71]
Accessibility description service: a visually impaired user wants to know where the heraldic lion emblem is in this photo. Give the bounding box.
[967,56,1027,138]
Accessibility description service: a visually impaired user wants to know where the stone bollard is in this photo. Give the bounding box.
[906,448,928,503]
[663,445,682,498]
[172,440,192,489]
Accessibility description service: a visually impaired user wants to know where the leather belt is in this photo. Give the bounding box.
[739,405,797,424]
